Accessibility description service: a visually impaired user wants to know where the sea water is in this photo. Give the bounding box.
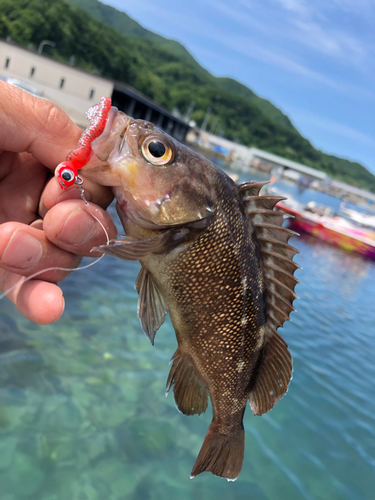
[0,167,374,500]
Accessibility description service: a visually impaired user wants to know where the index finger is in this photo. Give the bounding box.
[0,81,82,169]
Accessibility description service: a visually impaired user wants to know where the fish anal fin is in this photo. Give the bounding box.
[166,349,208,416]
[249,329,292,416]
[92,231,171,261]
[135,266,168,344]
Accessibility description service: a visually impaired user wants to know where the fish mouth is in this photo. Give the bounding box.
[102,106,118,137]
[91,107,131,162]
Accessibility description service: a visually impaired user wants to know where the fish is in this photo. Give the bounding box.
[82,107,299,481]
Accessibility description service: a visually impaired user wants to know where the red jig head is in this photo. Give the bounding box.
[55,161,79,189]
[55,96,112,189]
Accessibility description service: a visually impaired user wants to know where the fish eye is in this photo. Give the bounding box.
[141,135,175,166]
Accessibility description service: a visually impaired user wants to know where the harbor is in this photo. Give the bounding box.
[1,3,375,497]
[191,130,375,210]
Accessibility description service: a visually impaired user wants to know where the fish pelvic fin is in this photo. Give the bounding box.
[191,423,244,481]
[166,349,208,416]
[249,329,292,415]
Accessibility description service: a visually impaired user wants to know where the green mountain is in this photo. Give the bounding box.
[1,0,374,191]
[66,0,295,132]
[66,0,203,71]
[216,77,294,130]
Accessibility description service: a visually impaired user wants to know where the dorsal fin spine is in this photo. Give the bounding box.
[258,236,299,253]
[263,249,302,269]
[255,223,299,238]
[243,195,286,206]
[265,262,300,283]
[267,288,296,312]
[267,275,299,300]
[247,209,287,217]
[239,180,270,196]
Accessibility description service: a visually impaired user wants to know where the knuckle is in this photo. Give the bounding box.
[41,100,70,136]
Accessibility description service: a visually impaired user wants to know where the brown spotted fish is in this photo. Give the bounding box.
[82,107,299,481]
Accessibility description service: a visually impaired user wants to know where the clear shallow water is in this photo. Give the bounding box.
[0,167,375,499]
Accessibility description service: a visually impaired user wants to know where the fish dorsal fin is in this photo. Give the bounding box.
[135,266,168,345]
[239,180,299,414]
[239,180,270,196]
[239,180,299,331]
[166,349,208,416]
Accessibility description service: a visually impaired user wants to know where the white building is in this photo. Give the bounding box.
[0,39,190,141]
[0,39,113,126]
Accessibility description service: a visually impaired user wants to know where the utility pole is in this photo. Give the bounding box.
[184,100,195,122]
[209,116,219,135]
[198,106,212,145]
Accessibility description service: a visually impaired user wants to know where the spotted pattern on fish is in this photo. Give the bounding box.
[164,179,265,430]
[85,109,298,481]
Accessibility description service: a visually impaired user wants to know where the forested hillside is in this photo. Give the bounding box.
[66,0,295,132]
[1,0,374,191]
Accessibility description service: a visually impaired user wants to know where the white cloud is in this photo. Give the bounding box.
[193,26,375,100]
[276,0,310,16]
[332,0,375,15]
[214,0,369,65]
[292,20,367,61]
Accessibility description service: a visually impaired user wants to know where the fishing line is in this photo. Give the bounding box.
[0,182,110,301]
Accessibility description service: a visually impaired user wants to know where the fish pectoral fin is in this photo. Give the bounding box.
[135,266,168,345]
[249,329,292,416]
[166,349,208,416]
[92,231,172,261]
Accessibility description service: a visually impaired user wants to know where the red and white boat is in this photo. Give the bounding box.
[278,199,375,259]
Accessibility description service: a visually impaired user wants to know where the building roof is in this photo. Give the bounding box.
[330,179,375,202]
[248,147,328,180]
[113,81,189,127]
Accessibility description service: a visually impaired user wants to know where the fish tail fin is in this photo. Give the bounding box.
[190,423,244,481]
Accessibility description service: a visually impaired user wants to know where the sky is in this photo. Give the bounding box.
[104,0,375,173]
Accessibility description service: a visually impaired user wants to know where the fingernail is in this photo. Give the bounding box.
[58,208,97,246]
[2,231,43,270]
[30,219,44,230]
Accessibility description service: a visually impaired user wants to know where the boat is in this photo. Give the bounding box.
[339,207,375,230]
[278,199,375,259]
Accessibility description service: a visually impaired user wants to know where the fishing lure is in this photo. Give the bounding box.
[0,99,113,302]
[55,96,112,189]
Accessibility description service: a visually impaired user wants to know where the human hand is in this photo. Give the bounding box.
[0,81,117,324]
